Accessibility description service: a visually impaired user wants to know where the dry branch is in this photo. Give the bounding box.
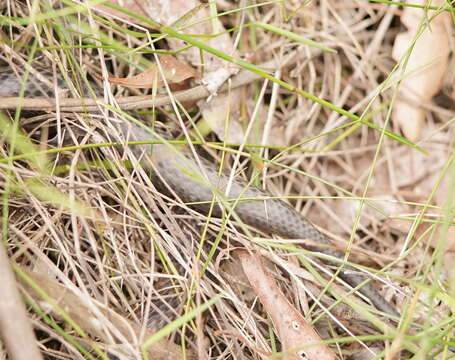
[0,50,308,112]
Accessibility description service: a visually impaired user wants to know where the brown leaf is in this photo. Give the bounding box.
[237,250,338,360]
[145,0,245,142]
[391,0,451,141]
[105,54,200,89]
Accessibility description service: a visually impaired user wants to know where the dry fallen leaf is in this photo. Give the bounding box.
[103,54,200,89]
[381,134,451,251]
[333,194,410,238]
[392,0,451,141]
[94,0,159,28]
[146,0,245,142]
[237,250,338,360]
[220,254,257,303]
[98,0,246,142]
[416,170,455,253]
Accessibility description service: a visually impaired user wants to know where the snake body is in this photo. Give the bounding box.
[125,124,399,318]
[1,70,399,318]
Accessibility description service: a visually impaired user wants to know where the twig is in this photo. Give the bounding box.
[0,50,311,112]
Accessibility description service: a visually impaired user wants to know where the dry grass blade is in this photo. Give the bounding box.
[19,268,191,360]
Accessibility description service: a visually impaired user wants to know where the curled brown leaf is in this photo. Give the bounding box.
[237,250,338,360]
[102,54,200,89]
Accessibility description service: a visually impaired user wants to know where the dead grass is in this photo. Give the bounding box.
[1,1,454,359]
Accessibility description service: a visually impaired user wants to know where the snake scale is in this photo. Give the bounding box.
[0,68,399,319]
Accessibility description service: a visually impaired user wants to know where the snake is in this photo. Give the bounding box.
[0,67,399,319]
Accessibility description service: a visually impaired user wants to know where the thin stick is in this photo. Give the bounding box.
[0,50,310,112]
